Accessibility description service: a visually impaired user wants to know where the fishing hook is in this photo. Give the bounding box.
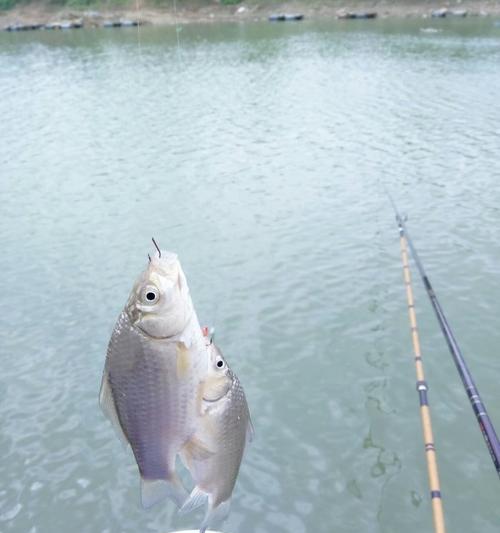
[152,237,161,258]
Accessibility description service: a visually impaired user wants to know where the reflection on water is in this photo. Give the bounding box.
[1,17,500,533]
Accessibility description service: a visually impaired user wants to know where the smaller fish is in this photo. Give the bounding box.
[180,343,253,533]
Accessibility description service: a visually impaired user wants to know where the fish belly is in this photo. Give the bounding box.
[106,312,196,480]
[192,380,250,505]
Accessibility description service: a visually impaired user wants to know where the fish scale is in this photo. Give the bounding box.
[108,313,197,478]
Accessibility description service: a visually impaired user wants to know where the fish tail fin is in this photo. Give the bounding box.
[140,475,188,509]
[200,496,231,532]
[179,485,208,515]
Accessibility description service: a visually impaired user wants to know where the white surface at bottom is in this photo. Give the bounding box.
[165,530,225,533]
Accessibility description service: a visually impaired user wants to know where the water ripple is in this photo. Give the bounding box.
[1,18,499,533]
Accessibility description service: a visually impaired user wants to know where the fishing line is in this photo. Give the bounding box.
[135,0,142,58]
[388,192,500,479]
[173,0,181,56]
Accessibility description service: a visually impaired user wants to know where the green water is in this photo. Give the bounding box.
[1,17,500,533]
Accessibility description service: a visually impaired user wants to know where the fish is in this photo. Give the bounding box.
[99,248,213,509]
[180,342,253,533]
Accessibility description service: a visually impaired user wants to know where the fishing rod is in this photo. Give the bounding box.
[389,194,500,478]
[395,216,446,533]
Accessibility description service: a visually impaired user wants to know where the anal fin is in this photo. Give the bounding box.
[179,485,209,515]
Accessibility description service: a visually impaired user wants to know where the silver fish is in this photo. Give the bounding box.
[180,343,253,533]
[99,249,212,509]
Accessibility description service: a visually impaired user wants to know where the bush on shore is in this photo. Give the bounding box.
[0,0,139,10]
[0,0,242,10]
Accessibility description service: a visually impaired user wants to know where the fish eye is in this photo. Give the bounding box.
[143,286,160,304]
[216,358,225,369]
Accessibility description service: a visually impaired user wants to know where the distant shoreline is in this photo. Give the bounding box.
[2,0,500,29]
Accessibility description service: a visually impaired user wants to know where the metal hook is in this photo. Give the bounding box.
[151,237,161,258]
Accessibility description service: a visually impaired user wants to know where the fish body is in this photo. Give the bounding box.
[99,251,210,508]
[180,343,253,532]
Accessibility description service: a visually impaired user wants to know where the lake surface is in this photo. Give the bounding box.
[1,16,500,533]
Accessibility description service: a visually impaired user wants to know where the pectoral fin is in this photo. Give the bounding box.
[98,372,129,448]
[176,341,191,379]
[246,417,255,445]
[180,436,215,470]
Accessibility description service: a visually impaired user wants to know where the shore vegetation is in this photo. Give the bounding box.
[1,0,500,25]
